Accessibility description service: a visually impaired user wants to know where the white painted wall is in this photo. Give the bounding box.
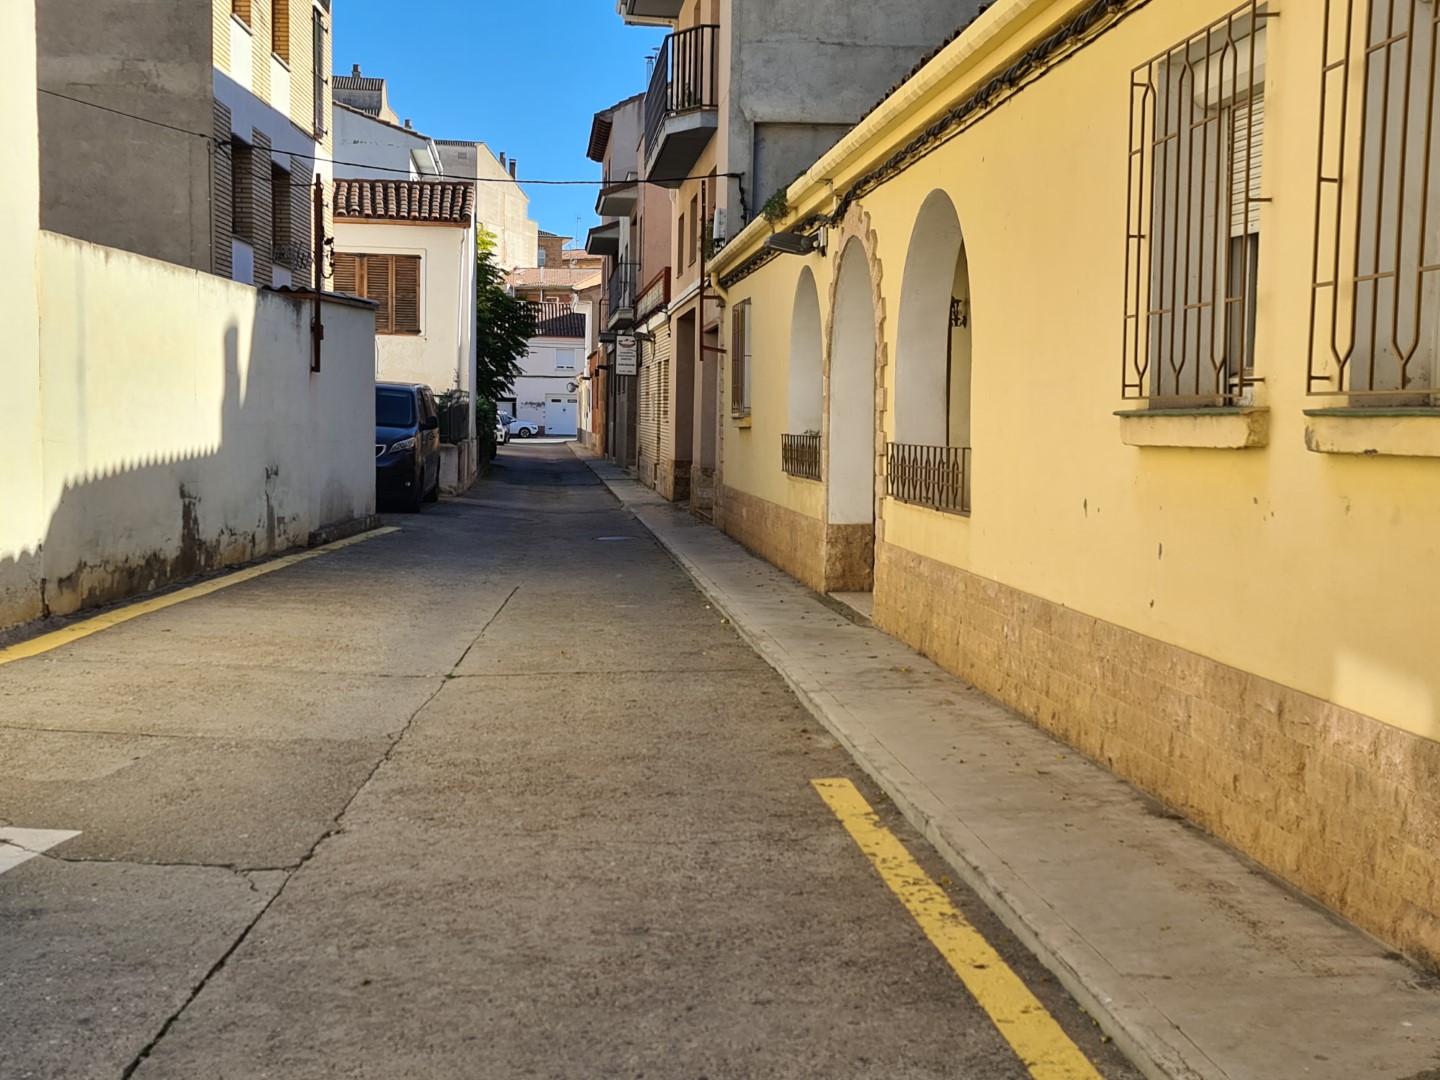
[215,69,326,174]
[1,0,45,626]
[0,232,376,629]
[512,333,585,434]
[334,105,439,180]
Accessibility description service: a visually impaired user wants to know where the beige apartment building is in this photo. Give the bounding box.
[36,0,334,290]
[605,0,990,514]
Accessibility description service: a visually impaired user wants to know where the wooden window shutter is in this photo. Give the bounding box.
[366,256,393,333]
[331,252,358,295]
[393,256,421,334]
[730,303,748,416]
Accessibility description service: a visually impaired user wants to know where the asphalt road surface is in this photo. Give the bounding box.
[0,442,1142,1080]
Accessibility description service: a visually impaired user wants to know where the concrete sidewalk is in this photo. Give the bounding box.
[575,447,1440,1080]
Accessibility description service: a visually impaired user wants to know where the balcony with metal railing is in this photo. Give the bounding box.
[607,260,640,330]
[644,24,720,186]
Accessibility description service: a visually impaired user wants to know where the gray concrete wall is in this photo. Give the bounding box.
[719,0,984,224]
[36,0,215,272]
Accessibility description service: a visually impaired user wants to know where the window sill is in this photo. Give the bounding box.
[884,496,970,519]
[1303,408,1440,458]
[1115,406,1269,449]
[731,412,752,429]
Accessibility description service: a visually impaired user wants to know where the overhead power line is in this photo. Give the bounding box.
[37,88,740,188]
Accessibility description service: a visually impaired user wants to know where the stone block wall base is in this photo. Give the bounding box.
[872,540,1440,969]
[658,459,692,504]
[716,485,826,593]
[824,523,874,592]
[690,465,716,515]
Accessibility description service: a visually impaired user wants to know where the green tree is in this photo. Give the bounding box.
[475,230,537,405]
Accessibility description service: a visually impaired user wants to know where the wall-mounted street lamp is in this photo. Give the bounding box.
[764,227,827,257]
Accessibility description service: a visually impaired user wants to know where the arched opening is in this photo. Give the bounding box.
[892,190,973,513]
[780,268,825,481]
[788,268,823,433]
[828,238,877,527]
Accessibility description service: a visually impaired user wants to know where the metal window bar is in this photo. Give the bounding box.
[886,443,971,515]
[1124,2,1272,405]
[645,25,720,168]
[1310,0,1440,400]
[781,433,822,481]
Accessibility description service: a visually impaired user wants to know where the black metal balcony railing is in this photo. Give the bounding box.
[645,24,720,167]
[607,260,640,325]
[781,434,822,481]
[887,443,971,515]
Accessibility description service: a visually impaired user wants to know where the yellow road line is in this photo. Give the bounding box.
[812,778,1105,1080]
[0,527,400,666]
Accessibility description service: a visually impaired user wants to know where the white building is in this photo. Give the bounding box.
[333,71,538,270]
[331,175,480,490]
[503,300,595,438]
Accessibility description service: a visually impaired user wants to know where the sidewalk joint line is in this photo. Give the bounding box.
[118,663,447,1079]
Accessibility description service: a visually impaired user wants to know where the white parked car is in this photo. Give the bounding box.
[500,412,540,439]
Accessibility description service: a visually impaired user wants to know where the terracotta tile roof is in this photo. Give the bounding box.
[531,302,587,338]
[505,267,603,289]
[333,179,475,224]
[561,248,603,262]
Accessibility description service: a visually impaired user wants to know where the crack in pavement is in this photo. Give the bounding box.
[452,586,520,672]
[117,600,512,1079]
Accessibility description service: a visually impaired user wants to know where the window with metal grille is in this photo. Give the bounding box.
[1124,2,1271,405]
[1310,0,1440,403]
[730,301,752,418]
[332,253,421,335]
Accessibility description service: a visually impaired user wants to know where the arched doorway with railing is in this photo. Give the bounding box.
[890,190,972,516]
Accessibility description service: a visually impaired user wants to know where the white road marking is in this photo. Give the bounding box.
[0,828,81,876]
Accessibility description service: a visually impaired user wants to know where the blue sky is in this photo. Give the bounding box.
[334,3,664,246]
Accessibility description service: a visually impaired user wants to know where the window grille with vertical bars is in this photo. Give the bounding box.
[1310,0,1440,402]
[1124,2,1271,405]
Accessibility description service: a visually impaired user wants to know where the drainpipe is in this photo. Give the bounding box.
[311,174,325,373]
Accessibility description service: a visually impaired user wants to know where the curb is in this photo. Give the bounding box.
[308,514,381,549]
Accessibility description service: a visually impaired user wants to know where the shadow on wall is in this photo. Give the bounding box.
[0,264,375,633]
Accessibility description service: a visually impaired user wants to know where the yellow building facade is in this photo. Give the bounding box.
[709,0,1440,966]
